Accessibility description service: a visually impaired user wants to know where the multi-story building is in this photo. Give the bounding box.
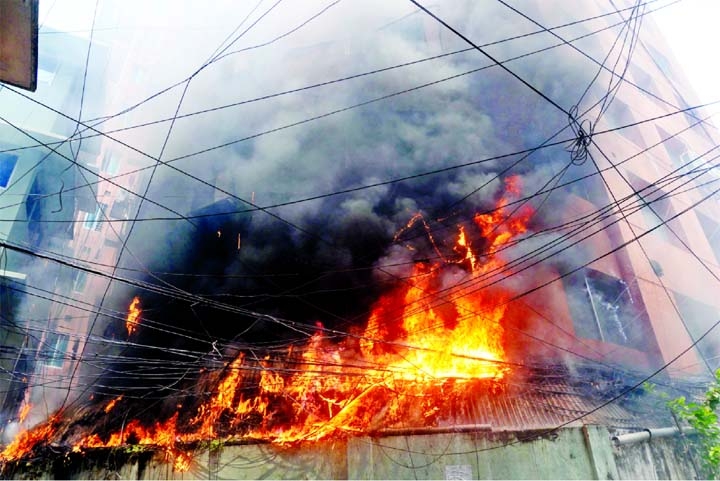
[0,27,111,429]
[265,0,720,380]
[496,4,720,378]
[3,1,720,479]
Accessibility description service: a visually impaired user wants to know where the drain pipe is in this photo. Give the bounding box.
[611,427,694,446]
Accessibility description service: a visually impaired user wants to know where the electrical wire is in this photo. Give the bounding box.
[4,1,720,466]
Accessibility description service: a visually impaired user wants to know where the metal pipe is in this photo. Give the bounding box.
[611,427,694,446]
[372,424,492,437]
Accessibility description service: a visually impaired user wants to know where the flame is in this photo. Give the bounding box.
[17,403,31,424]
[104,396,123,414]
[4,176,532,465]
[126,296,141,336]
[171,450,192,472]
[0,415,59,462]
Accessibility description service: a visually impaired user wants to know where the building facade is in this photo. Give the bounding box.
[2,0,720,477]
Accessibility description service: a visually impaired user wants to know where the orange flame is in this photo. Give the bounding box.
[104,395,123,414]
[126,296,141,336]
[0,415,59,462]
[5,176,532,465]
[17,403,31,424]
[171,450,192,472]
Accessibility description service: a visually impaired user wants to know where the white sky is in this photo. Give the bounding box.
[38,0,720,113]
[652,0,720,114]
[39,0,96,35]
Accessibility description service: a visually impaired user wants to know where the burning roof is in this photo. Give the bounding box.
[1,174,698,473]
[1,176,542,467]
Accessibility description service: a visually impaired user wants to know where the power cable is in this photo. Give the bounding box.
[0,99,714,228]
[0,0,676,228]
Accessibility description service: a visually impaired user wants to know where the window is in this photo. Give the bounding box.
[629,172,689,248]
[632,67,658,95]
[110,199,130,219]
[72,270,87,292]
[83,203,108,231]
[697,211,720,264]
[641,190,689,248]
[40,332,69,368]
[607,100,646,149]
[656,126,692,171]
[680,150,698,166]
[638,198,670,244]
[37,55,60,85]
[101,153,119,175]
[0,154,18,188]
[674,291,720,369]
[647,44,674,79]
[694,161,720,200]
[564,269,639,347]
[563,162,610,206]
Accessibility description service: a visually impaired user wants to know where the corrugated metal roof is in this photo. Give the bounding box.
[418,364,703,433]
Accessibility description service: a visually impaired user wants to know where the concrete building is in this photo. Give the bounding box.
[502,4,720,378]
[2,1,720,479]
[0,28,111,429]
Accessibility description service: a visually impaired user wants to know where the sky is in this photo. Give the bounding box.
[38,0,720,111]
[652,0,720,116]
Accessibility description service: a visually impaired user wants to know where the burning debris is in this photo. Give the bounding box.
[126,297,142,337]
[0,177,533,469]
[103,396,123,414]
[1,415,60,464]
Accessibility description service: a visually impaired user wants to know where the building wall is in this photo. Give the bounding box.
[504,1,720,378]
[4,426,704,480]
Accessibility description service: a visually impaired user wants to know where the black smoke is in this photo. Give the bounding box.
[79,1,627,426]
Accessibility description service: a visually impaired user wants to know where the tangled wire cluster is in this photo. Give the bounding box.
[567,105,594,165]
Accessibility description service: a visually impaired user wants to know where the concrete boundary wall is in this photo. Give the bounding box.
[2,426,702,480]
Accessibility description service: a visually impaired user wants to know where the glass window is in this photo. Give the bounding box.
[37,55,60,85]
[72,270,87,292]
[607,99,646,149]
[632,67,657,95]
[647,44,674,79]
[101,153,119,175]
[655,126,691,170]
[40,332,69,368]
[697,211,720,264]
[629,172,689,248]
[564,269,639,347]
[674,291,720,369]
[110,199,129,219]
[642,190,689,248]
[83,203,108,231]
[0,154,18,188]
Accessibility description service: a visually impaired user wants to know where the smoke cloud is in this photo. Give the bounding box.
[2,0,663,430]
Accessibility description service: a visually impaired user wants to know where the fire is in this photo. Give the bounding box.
[126,296,141,336]
[17,403,31,424]
[358,178,530,382]
[171,450,192,472]
[2,176,532,465]
[0,415,59,462]
[104,395,123,414]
